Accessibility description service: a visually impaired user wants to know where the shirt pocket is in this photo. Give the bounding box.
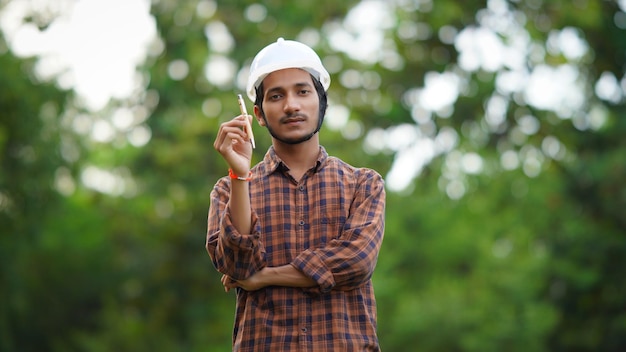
[312,198,345,247]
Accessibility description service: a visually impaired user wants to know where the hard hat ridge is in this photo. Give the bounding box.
[246,37,331,101]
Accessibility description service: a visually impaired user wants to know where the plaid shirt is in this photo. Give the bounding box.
[206,146,385,352]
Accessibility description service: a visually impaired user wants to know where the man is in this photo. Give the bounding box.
[206,37,386,351]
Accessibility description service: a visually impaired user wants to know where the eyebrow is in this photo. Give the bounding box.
[265,82,313,96]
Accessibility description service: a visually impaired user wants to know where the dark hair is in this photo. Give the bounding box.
[254,73,328,126]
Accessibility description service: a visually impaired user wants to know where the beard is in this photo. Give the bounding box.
[262,113,323,145]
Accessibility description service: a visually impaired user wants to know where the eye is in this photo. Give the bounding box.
[268,93,283,101]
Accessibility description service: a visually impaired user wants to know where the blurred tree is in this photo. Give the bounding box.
[0,33,114,350]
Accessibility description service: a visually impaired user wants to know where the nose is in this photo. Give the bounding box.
[283,93,301,114]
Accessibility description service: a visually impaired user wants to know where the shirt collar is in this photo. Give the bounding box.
[259,145,328,176]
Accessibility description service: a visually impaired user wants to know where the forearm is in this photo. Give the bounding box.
[266,264,317,288]
[228,179,252,235]
[225,264,317,291]
[206,182,265,280]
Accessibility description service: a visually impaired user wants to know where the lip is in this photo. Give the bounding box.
[282,116,306,125]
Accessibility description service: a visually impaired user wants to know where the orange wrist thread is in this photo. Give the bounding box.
[228,169,252,181]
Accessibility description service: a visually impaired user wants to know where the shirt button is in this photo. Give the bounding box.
[299,185,305,191]
[301,327,307,333]
[298,220,305,226]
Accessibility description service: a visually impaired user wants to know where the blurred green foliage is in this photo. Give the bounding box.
[1,0,625,351]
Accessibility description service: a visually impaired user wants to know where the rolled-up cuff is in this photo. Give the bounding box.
[220,208,260,249]
[292,250,335,294]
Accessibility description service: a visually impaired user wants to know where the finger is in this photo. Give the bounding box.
[215,128,247,154]
[244,114,255,148]
[235,115,253,144]
[221,274,239,292]
[224,280,238,293]
[214,118,249,151]
[214,118,245,144]
[214,122,245,150]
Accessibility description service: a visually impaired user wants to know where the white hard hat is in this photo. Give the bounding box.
[246,37,331,101]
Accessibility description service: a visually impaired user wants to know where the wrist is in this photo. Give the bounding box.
[260,267,274,287]
[229,168,252,181]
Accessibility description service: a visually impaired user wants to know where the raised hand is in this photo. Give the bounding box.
[213,114,254,175]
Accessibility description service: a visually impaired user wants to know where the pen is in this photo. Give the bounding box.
[237,94,255,149]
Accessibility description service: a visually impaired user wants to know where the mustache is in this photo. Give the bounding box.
[279,113,307,123]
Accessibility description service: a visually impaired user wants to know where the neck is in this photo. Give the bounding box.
[272,136,320,175]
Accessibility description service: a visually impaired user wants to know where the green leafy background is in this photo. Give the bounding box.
[1,0,625,351]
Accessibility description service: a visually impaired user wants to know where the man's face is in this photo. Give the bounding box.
[254,68,321,145]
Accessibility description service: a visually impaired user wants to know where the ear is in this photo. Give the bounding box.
[254,105,266,127]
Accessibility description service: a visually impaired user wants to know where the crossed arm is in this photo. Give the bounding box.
[207,170,385,293]
[220,264,316,292]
